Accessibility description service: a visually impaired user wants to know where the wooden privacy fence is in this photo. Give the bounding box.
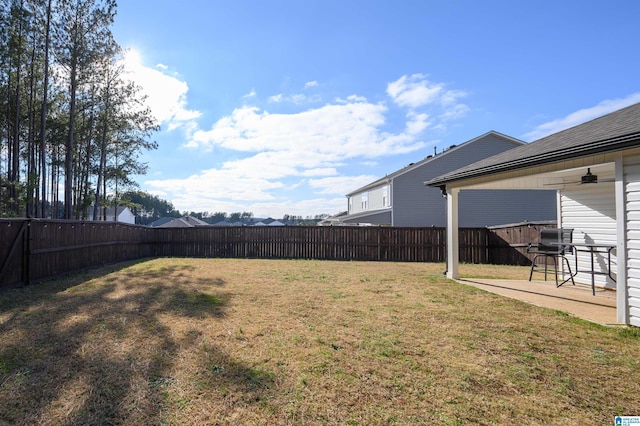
[0,219,554,289]
[0,219,156,289]
[156,226,449,262]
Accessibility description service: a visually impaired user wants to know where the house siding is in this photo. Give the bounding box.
[90,207,135,224]
[560,184,617,290]
[342,209,392,225]
[344,132,557,227]
[347,184,389,218]
[624,155,640,326]
[368,185,389,211]
[392,134,556,227]
[348,185,384,215]
[459,189,557,227]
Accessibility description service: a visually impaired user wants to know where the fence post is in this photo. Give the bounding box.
[24,220,32,285]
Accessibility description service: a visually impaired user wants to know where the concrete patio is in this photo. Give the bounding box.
[457,278,617,325]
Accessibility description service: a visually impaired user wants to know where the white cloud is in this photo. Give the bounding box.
[250,197,347,219]
[308,175,379,195]
[188,101,405,158]
[337,94,368,104]
[387,74,444,108]
[386,74,469,134]
[144,165,349,217]
[439,103,469,122]
[523,93,640,141]
[146,166,284,204]
[301,168,339,177]
[290,94,307,104]
[405,112,431,135]
[305,80,319,89]
[143,72,470,216]
[268,93,308,104]
[440,89,467,107]
[122,49,201,131]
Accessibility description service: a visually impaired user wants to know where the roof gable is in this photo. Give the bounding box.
[347,131,524,196]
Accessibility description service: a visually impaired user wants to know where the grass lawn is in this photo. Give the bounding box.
[1,258,639,425]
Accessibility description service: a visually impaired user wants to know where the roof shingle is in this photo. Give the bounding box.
[427,102,640,186]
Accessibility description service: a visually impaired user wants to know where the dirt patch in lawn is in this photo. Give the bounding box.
[1,258,638,425]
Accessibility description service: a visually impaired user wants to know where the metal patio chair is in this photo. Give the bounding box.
[528,228,575,287]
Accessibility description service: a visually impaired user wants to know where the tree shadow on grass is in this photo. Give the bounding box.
[0,259,274,425]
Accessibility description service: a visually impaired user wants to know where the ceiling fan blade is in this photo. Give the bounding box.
[543,181,580,186]
[542,168,615,187]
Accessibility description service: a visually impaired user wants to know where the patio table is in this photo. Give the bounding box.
[566,243,616,296]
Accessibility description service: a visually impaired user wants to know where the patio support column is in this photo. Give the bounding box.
[615,156,629,324]
[446,187,460,279]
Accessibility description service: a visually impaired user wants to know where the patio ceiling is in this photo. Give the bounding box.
[446,160,617,191]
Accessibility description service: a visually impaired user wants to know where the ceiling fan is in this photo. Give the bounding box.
[545,168,615,186]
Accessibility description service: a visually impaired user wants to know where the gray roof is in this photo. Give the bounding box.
[156,218,193,228]
[156,216,209,228]
[181,216,209,226]
[427,102,640,187]
[149,217,175,227]
[347,131,524,196]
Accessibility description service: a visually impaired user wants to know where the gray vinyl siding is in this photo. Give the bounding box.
[560,185,617,290]
[459,189,557,227]
[343,131,557,227]
[624,156,640,326]
[392,133,556,227]
[341,209,391,225]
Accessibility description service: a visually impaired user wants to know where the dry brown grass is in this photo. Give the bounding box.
[1,258,639,425]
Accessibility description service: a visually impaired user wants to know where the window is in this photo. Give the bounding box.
[348,197,353,213]
[361,192,369,210]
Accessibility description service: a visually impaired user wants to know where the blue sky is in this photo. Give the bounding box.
[112,0,640,218]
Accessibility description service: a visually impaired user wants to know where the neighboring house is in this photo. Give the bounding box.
[318,211,349,226]
[88,206,135,224]
[342,131,557,227]
[213,218,284,226]
[212,220,250,226]
[426,102,640,326]
[149,217,175,227]
[154,216,209,228]
[255,218,285,226]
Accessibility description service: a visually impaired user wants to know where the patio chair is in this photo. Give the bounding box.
[528,228,575,287]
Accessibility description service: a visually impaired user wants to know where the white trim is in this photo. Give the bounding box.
[617,156,629,323]
[341,208,392,220]
[446,188,460,279]
[556,190,562,226]
[390,182,395,225]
